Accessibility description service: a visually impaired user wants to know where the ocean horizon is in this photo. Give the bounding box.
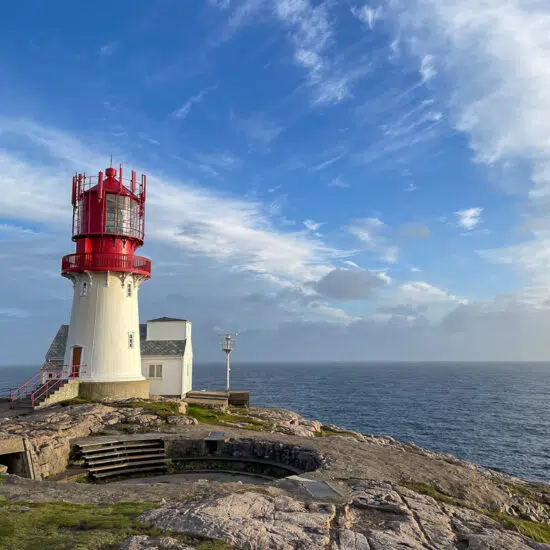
[1,361,548,482]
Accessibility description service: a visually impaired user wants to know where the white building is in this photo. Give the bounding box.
[45,316,193,398]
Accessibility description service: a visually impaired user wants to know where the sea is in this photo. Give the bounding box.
[1,362,548,482]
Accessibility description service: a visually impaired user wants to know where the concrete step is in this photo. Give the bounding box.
[86,452,166,467]
[81,441,164,456]
[82,446,165,462]
[89,457,168,473]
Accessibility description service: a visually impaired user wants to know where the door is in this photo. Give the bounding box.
[72,346,82,377]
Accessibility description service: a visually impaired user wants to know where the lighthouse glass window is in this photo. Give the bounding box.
[105,195,141,238]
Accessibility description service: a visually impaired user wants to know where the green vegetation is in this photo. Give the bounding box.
[489,512,550,543]
[404,481,550,544]
[186,404,271,432]
[315,426,361,440]
[0,474,6,484]
[402,482,465,508]
[125,400,182,419]
[0,500,235,550]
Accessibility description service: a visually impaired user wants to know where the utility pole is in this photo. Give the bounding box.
[221,333,235,394]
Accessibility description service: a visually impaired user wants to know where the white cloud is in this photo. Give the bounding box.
[0,118,337,293]
[99,42,117,56]
[351,5,383,31]
[233,112,284,148]
[328,176,350,188]
[195,151,241,171]
[390,0,550,297]
[274,0,363,105]
[419,54,436,82]
[405,183,417,192]
[172,86,216,120]
[455,207,483,231]
[303,219,323,232]
[348,217,399,264]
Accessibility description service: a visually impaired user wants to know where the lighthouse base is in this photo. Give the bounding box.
[78,380,150,401]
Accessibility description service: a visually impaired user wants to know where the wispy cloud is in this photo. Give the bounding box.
[0,117,337,292]
[195,151,241,171]
[99,42,117,56]
[455,207,483,231]
[303,219,323,232]
[172,86,217,120]
[419,54,436,82]
[348,217,399,264]
[351,5,383,31]
[274,0,365,105]
[233,112,284,148]
[390,0,550,299]
[328,176,350,189]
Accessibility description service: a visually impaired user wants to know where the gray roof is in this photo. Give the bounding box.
[46,325,69,360]
[147,316,188,322]
[46,323,186,362]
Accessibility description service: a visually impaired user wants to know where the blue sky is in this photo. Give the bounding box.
[1,0,550,364]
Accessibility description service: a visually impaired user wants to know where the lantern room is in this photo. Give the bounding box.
[61,164,151,278]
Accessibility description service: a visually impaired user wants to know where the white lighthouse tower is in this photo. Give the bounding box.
[61,164,151,399]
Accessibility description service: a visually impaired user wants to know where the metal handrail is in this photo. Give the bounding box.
[31,365,84,407]
[9,370,43,406]
[61,252,151,276]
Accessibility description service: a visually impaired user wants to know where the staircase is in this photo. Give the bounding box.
[74,438,168,480]
[10,364,82,410]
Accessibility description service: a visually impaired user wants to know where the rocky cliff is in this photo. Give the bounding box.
[0,400,548,549]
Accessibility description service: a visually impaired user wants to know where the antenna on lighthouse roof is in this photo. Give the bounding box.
[109,154,113,168]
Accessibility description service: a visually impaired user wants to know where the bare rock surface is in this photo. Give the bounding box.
[120,535,195,550]
[141,485,549,550]
[141,491,336,549]
[245,407,322,437]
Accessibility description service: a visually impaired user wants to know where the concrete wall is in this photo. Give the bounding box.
[146,320,191,341]
[63,271,146,382]
[141,356,183,397]
[78,380,149,400]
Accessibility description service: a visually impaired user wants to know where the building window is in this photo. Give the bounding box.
[148,364,163,379]
[80,281,88,297]
[126,283,132,297]
[128,332,135,348]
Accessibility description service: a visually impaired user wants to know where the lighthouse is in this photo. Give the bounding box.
[60,164,151,399]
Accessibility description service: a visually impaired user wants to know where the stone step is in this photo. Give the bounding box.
[85,452,166,467]
[81,446,165,462]
[89,457,168,473]
[80,441,164,455]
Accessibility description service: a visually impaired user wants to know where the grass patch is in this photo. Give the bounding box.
[0,500,235,550]
[403,482,465,507]
[315,426,361,440]
[125,401,181,419]
[0,474,6,484]
[186,404,271,432]
[489,512,550,543]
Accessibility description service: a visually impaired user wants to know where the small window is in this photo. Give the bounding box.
[80,281,88,297]
[128,332,134,348]
[148,364,163,379]
[126,283,132,297]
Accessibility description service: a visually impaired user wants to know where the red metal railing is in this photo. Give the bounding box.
[10,365,84,408]
[61,253,151,277]
[9,370,44,406]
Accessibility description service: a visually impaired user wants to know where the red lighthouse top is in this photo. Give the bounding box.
[61,164,151,278]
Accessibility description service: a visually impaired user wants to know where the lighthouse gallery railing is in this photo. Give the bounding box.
[61,252,151,276]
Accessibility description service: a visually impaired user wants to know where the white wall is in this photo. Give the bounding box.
[182,325,193,395]
[63,272,145,382]
[146,320,191,341]
[141,356,183,397]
